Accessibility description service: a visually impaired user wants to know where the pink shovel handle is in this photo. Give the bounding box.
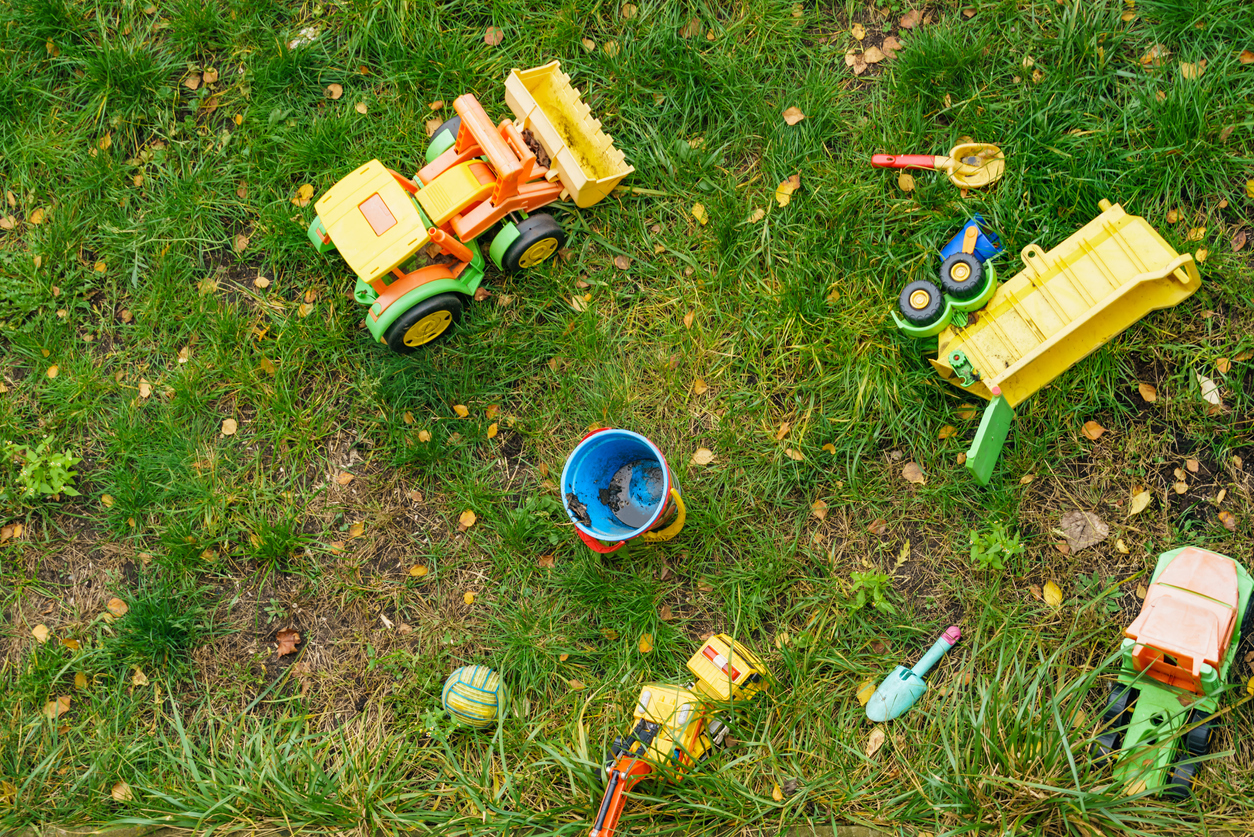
[871,154,938,170]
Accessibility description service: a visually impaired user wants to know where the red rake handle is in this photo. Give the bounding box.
[871,154,938,170]
[577,527,626,554]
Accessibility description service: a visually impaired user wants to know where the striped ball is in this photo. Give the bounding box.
[442,665,502,729]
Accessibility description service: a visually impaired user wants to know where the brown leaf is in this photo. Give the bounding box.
[409,564,429,577]
[866,727,886,758]
[902,462,925,484]
[355,101,368,114]
[863,45,886,64]
[425,118,442,137]
[111,781,133,802]
[845,50,868,75]
[106,598,129,618]
[538,553,555,569]
[867,518,888,536]
[938,425,956,440]
[418,429,431,442]
[899,9,922,28]
[221,418,238,436]
[1218,509,1237,531]
[74,672,88,689]
[1137,382,1157,402]
[347,521,365,539]
[782,106,806,126]
[335,471,355,486]
[44,695,71,718]
[459,509,477,530]
[679,17,702,38]
[621,3,638,19]
[1060,510,1109,552]
[453,404,470,418]
[1140,44,1169,68]
[897,172,915,192]
[1233,230,1247,252]
[32,624,50,643]
[784,448,804,461]
[638,633,653,653]
[691,447,715,466]
[659,603,673,621]
[614,255,632,270]
[1240,50,1254,65]
[775,174,800,207]
[484,26,504,46]
[1186,457,1200,473]
[1082,420,1106,440]
[324,83,343,100]
[184,73,202,91]
[276,628,300,656]
[1180,60,1207,80]
[1028,584,1042,601]
[811,499,828,520]
[881,36,904,59]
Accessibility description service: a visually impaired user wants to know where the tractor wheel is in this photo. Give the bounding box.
[1163,762,1196,800]
[384,293,464,353]
[425,116,462,163]
[939,253,984,300]
[898,279,944,326]
[502,214,566,272]
[1091,731,1120,766]
[1102,686,1137,725]
[1184,710,1212,757]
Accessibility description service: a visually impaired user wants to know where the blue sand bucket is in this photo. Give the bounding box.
[561,428,687,554]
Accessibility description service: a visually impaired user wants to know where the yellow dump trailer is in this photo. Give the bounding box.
[504,61,635,208]
[913,200,1201,483]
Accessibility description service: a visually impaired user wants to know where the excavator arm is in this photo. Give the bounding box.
[589,755,653,837]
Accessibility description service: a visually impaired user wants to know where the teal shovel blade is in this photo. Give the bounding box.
[866,666,927,722]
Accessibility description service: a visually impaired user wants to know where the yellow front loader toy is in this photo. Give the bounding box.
[589,635,769,837]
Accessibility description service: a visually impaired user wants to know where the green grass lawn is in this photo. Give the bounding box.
[3,0,1254,833]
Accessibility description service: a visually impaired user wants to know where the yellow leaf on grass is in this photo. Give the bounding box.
[621,2,638,19]
[638,633,653,653]
[1138,382,1157,402]
[106,598,129,618]
[131,668,148,687]
[683,311,695,328]
[32,624,50,643]
[453,404,470,418]
[324,83,343,99]
[487,422,499,439]
[221,418,238,436]
[44,695,71,718]
[902,462,925,484]
[866,727,886,758]
[292,184,314,207]
[581,37,596,51]
[459,509,477,529]
[335,471,354,486]
[1218,509,1237,531]
[692,203,708,225]
[46,365,59,379]
[784,448,804,461]
[897,172,915,192]
[691,447,715,466]
[1082,420,1106,440]
[772,782,784,802]
[1129,490,1152,516]
[463,591,476,605]
[851,23,866,40]
[1043,580,1063,607]
[111,781,133,802]
[29,208,45,225]
[418,430,431,442]
[822,443,836,454]
[692,378,708,395]
[409,565,429,577]
[775,421,791,441]
[102,494,115,508]
[485,404,500,419]
[75,672,88,689]
[812,499,828,520]
[567,678,587,690]
[856,679,876,706]
[938,425,956,440]
[782,106,806,125]
[355,101,368,114]
[1117,539,1131,554]
[775,174,800,207]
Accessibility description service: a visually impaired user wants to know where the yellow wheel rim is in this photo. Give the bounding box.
[518,237,559,268]
[909,289,932,310]
[403,310,452,347]
[950,262,971,281]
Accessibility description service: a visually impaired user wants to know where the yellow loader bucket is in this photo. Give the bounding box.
[505,61,634,208]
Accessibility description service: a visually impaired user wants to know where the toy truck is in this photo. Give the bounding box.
[590,635,768,837]
[893,200,1201,484]
[307,61,633,352]
[1094,546,1253,798]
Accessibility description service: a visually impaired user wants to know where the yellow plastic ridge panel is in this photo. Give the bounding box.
[314,160,431,283]
[931,200,1201,406]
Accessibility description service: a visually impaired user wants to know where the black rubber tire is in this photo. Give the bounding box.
[1092,732,1120,766]
[383,292,464,354]
[501,214,566,272]
[939,253,984,300]
[1184,711,1212,757]
[430,116,462,150]
[1102,686,1137,725]
[1163,762,1196,800]
[897,279,945,326]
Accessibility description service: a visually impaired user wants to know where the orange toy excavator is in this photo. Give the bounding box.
[588,635,769,837]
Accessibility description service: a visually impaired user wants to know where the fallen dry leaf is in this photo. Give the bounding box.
[292,184,314,207]
[845,49,868,75]
[812,499,828,520]
[1219,510,1237,531]
[32,624,50,643]
[866,727,886,758]
[898,172,916,192]
[581,36,596,51]
[679,17,702,38]
[44,695,71,718]
[822,443,836,454]
[132,668,148,687]
[638,633,653,654]
[692,202,708,225]
[1232,230,1247,251]
[221,418,238,436]
[782,106,806,126]
[418,429,432,443]
[902,462,925,484]
[484,26,504,46]
[74,671,88,690]
[463,591,477,606]
[938,425,956,440]
[567,678,586,690]
[692,378,708,395]
[1180,60,1207,80]
[46,365,59,379]
[111,781,133,802]
[1138,382,1157,402]
[1216,357,1231,374]
[603,39,620,56]
[1196,371,1222,407]
[784,448,804,461]
[683,311,695,329]
[775,421,791,441]
[452,404,470,418]
[1028,584,1042,601]
[868,518,888,536]
[621,3,637,19]
[691,447,715,466]
[487,423,499,439]
[881,36,903,59]
[659,603,673,620]
[184,73,202,91]
[1140,44,1169,68]
[899,9,922,28]
[459,509,477,530]
[1187,226,1206,242]
[775,174,800,207]
[355,101,368,114]
[276,628,300,656]
[851,23,865,40]
[1186,457,1200,473]
[1129,490,1152,516]
[1043,580,1063,607]
[347,521,365,539]
[324,83,343,99]
[614,255,632,270]
[863,45,886,63]
[856,680,877,706]
[538,554,555,569]
[106,598,129,618]
[409,565,429,577]
[1060,510,1109,552]
[335,471,355,486]
[1082,420,1106,441]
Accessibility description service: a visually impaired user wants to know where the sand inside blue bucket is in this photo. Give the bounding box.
[598,461,663,529]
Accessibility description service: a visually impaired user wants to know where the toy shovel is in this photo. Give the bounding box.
[872,142,1005,188]
[865,626,961,722]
